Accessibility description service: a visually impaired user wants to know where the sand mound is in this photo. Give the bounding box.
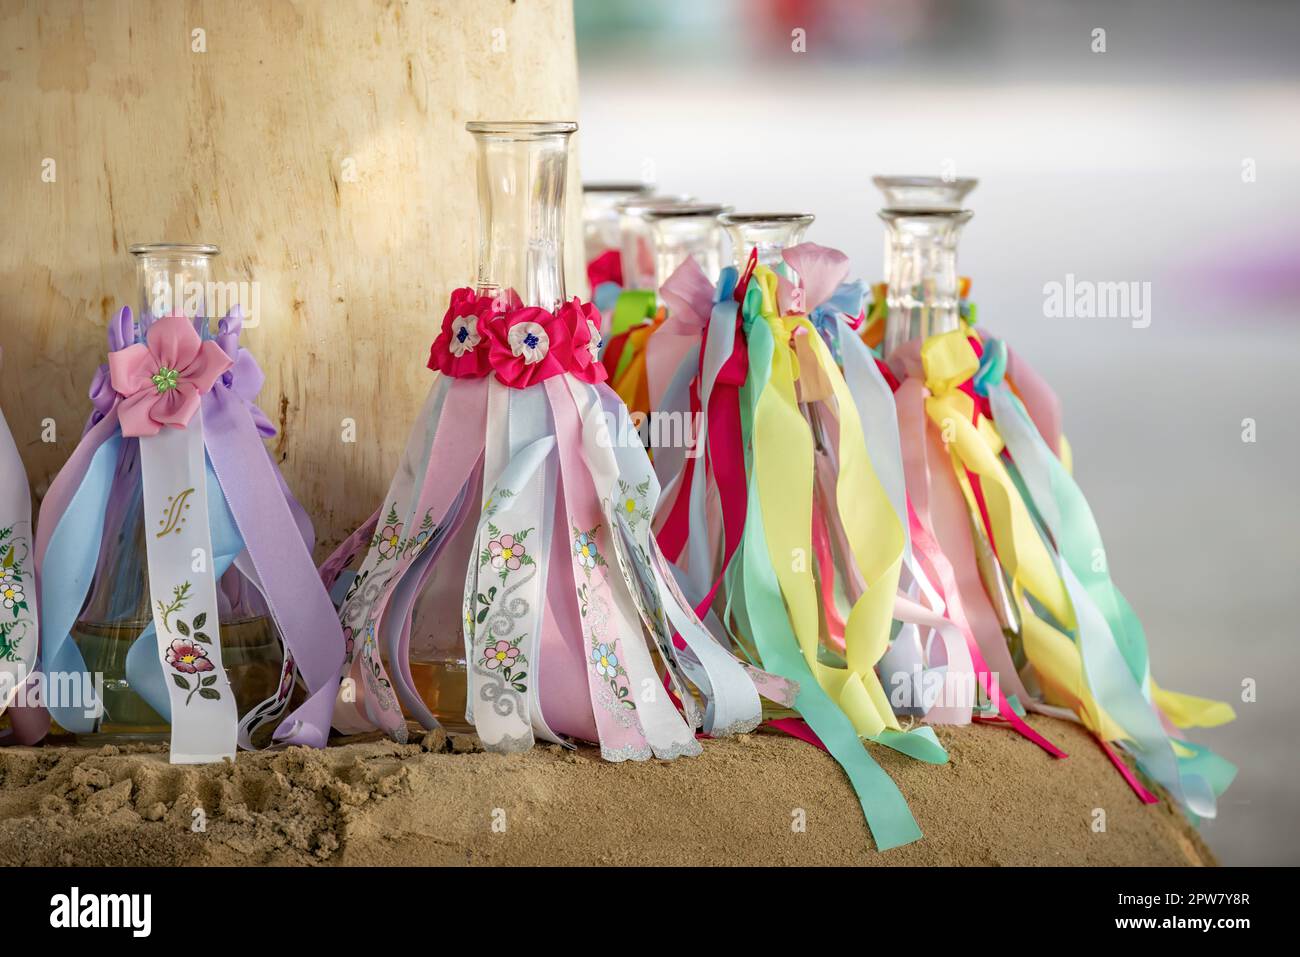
[0,716,1212,866]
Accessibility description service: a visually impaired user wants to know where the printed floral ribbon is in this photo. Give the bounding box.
[0,347,46,745]
[322,289,779,763]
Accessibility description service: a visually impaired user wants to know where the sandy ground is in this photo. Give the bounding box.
[0,716,1213,866]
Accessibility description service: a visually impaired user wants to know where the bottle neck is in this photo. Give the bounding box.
[721,213,814,279]
[469,122,575,312]
[879,209,971,358]
[582,182,652,263]
[129,243,220,334]
[645,204,727,291]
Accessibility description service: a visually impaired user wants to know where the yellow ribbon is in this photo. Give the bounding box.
[921,329,1134,741]
[750,267,904,738]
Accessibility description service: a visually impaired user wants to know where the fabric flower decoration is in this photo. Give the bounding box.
[573,532,599,569]
[487,305,572,388]
[449,314,482,357]
[107,313,234,438]
[428,288,495,379]
[483,639,520,670]
[488,534,526,571]
[562,299,609,385]
[166,638,215,674]
[507,321,550,364]
[590,642,619,679]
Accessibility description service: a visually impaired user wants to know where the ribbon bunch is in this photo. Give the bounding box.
[35,307,345,762]
[321,288,795,760]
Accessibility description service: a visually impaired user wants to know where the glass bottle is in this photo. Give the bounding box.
[615,194,696,291]
[405,121,577,730]
[643,201,729,289]
[878,208,972,360]
[872,175,977,212]
[719,212,815,282]
[582,181,652,265]
[70,243,284,744]
[875,195,1024,655]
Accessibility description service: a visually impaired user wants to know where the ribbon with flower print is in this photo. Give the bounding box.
[0,365,47,746]
[321,288,781,762]
[36,308,346,761]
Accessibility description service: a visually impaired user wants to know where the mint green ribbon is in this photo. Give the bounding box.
[983,342,1234,816]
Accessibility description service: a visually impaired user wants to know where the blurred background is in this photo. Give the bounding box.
[574,0,1300,865]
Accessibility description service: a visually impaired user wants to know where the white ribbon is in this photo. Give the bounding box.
[139,409,237,763]
[0,399,37,716]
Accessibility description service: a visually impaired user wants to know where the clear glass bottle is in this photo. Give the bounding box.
[719,212,815,281]
[872,175,977,212]
[405,121,577,730]
[71,243,284,744]
[875,193,1024,652]
[878,208,972,360]
[582,181,652,265]
[615,193,696,291]
[643,201,729,289]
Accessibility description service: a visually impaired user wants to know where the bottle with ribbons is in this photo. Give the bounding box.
[874,176,1237,817]
[319,120,794,760]
[606,201,729,421]
[36,243,346,763]
[651,211,960,851]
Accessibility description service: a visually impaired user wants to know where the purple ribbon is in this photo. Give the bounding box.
[201,312,344,748]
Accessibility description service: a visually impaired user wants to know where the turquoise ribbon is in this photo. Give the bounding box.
[721,272,924,850]
[984,341,1234,815]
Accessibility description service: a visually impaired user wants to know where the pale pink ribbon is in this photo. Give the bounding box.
[649,258,715,414]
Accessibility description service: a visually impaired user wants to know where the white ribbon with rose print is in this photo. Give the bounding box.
[140,411,238,762]
[0,391,41,742]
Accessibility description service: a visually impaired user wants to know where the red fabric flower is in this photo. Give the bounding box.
[561,298,609,385]
[430,288,610,389]
[485,305,572,388]
[428,288,494,378]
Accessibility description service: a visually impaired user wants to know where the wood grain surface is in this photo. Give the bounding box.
[0,0,583,553]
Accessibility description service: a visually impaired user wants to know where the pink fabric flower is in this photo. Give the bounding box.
[486,305,574,388]
[560,298,609,385]
[431,288,610,388]
[483,639,520,670]
[107,314,233,437]
[429,288,496,379]
[166,639,214,674]
[488,534,525,570]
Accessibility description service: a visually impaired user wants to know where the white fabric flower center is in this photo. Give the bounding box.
[508,321,550,364]
[586,318,602,361]
[449,315,481,357]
